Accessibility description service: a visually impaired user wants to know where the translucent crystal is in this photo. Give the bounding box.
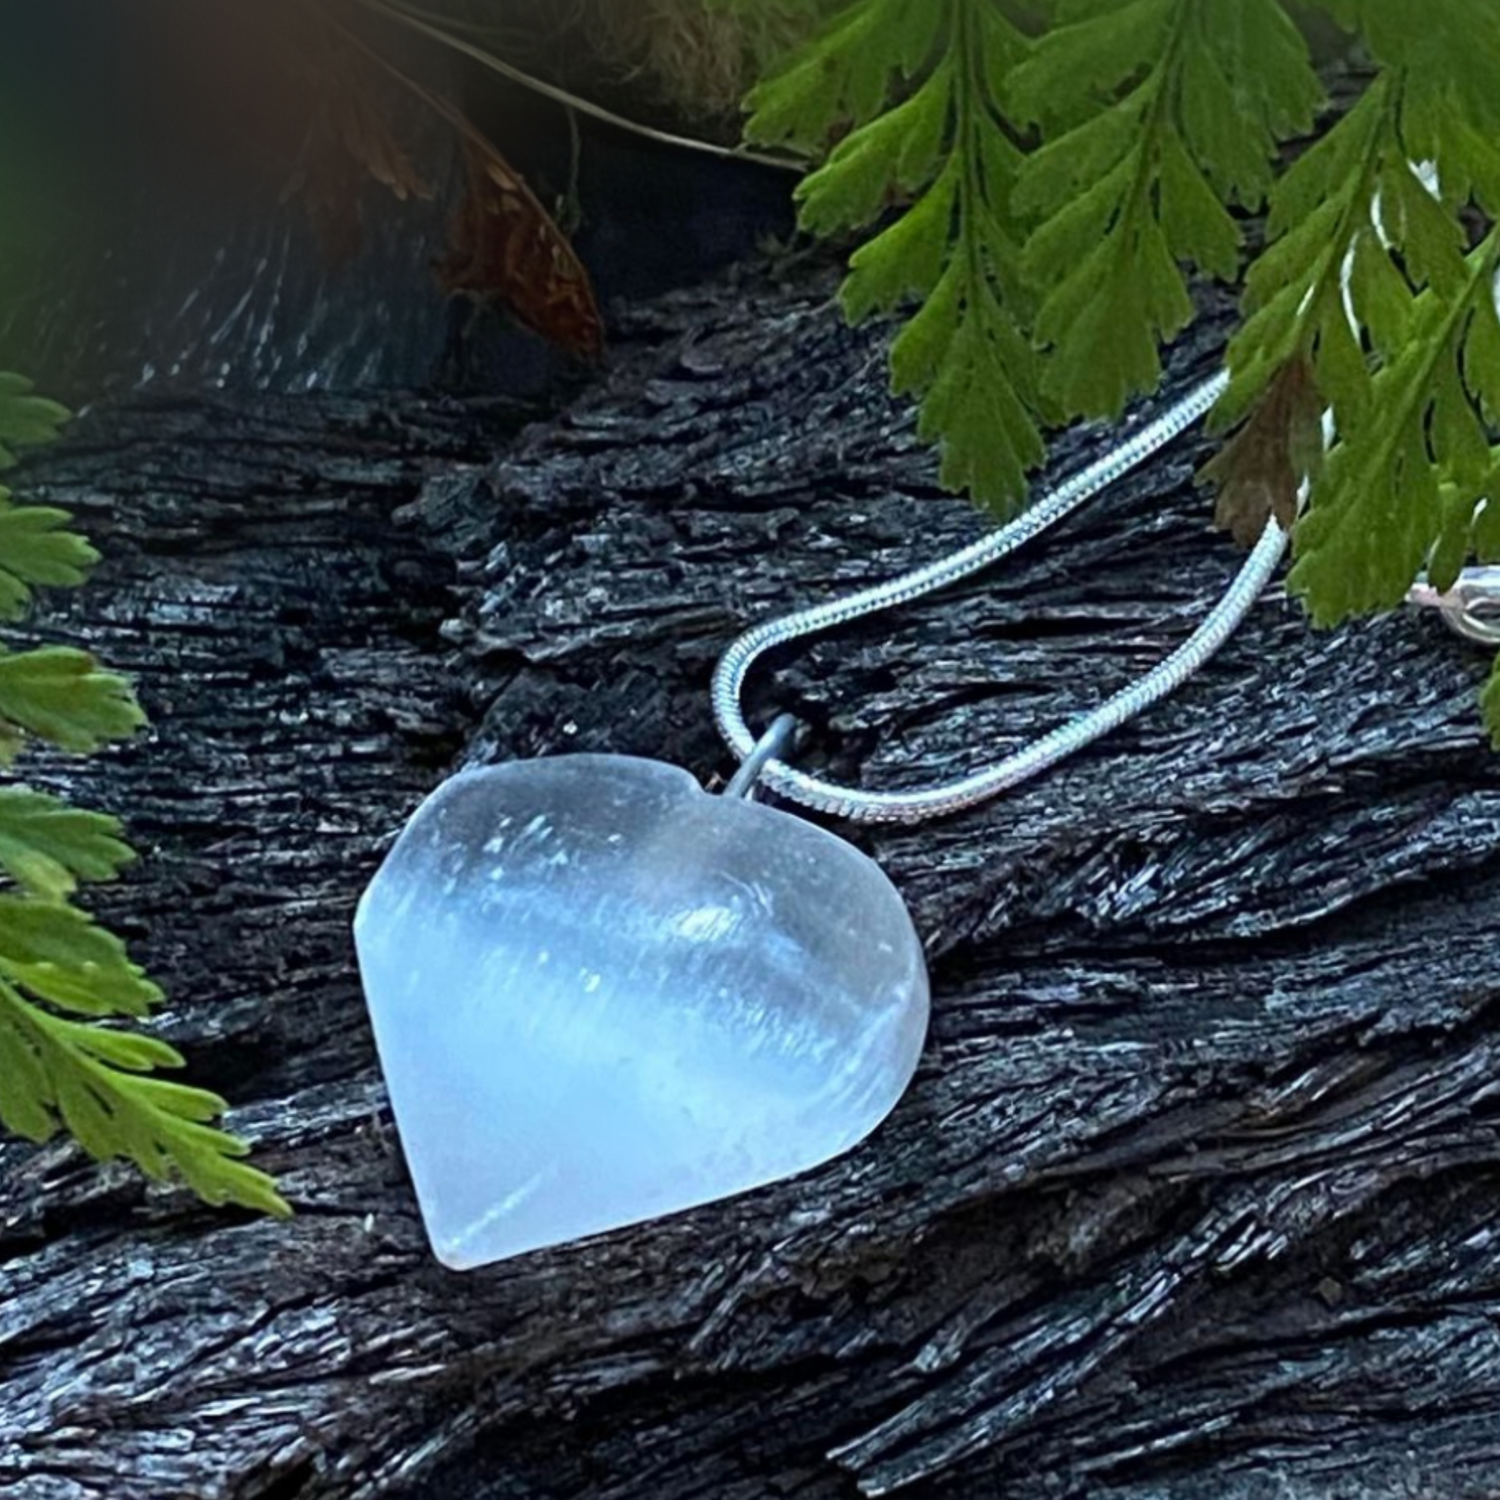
[355,756,930,1270]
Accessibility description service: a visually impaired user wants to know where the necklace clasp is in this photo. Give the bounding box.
[1409,567,1500,647]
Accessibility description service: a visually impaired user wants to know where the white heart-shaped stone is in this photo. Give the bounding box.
[355,756,930,1269]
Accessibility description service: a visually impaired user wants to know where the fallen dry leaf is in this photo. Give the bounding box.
[1204,359,1323,546]
[435,105,605,363]
[288,10,434,268]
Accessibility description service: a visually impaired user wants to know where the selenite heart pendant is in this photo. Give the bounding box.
[355,756,930,1270]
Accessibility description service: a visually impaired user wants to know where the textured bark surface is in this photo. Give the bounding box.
[3,257,1500,1500]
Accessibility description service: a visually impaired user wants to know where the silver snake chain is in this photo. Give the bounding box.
[711,369,1286,825]
[711,369,1500,823]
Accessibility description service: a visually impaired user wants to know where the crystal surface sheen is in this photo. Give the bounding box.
[355,756,930,1270]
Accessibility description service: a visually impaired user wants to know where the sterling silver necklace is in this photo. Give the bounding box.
[712,371,1285,821]
[355,373,1490,1271]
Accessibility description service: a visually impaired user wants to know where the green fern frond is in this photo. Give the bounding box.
[0,645,148,759]
[0,377,288,1217]
[740,0,943,156]
[1290,230,1500,622]
[0,786,135,900]
[1214,3,1500,652]
[1012,0,1321,419]
[749,0,1044,512]
[0,975,288,1216]
[0,487,100,621]
[0,374,68,469]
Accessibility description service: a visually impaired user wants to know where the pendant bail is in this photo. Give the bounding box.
[723,715,801,801]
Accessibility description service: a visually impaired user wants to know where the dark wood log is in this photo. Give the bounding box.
[4,255,1500,1500]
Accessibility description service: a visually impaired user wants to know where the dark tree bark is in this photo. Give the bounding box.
[4,257,1500,1500]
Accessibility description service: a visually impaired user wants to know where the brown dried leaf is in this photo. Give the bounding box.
[290,16,434,269]
[435,109,604,363]
[1204,360,1324,546]
[297,90,433,267]
[329,81,432,206]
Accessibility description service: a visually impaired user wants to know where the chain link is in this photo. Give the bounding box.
[711,372,1291,824]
